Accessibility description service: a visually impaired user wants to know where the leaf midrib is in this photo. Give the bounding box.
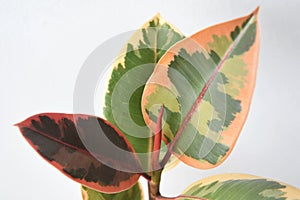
[21,126,138,170]
[22,125,91,155]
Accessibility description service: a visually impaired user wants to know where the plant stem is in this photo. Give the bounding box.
[152,105,164,169]
[148,169,163,200]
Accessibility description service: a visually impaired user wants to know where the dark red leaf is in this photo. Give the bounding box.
[16,113,141,193]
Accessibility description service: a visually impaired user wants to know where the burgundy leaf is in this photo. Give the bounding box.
[16,113,141,193]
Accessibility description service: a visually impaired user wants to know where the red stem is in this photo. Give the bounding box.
[152,105,164,169]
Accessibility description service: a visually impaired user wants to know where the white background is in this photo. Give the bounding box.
[1,0,300,199]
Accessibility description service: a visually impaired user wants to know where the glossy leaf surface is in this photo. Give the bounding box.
[142,9,260,169]
[81,182,143,200]
[103,13,184,171]
[181,174,300,200]
[16,113,141,193]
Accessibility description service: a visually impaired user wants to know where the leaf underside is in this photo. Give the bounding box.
[16,113,141,193]
[142,8,260,169]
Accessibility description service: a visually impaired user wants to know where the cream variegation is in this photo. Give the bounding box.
[181,174,300,200]
[142,9,260,169]
[103,13,185,172]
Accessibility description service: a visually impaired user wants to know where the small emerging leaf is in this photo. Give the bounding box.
[181,174,300,200]
[81,181,144,200]
[142,8,260,169]
[16,113,141,193]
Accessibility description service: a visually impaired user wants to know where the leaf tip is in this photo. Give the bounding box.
[14,117,30,128]
[14,121,22,127]
[149,12,163,23]
[154,12,161,18]
[253,6,260,16]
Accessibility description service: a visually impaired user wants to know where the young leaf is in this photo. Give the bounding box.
[103,13,185,171]
[142,8,260,169]
[81,181,144,200]
[16,113,141,193]
[180,174,300,200]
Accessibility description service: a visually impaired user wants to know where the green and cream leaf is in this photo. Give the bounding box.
[180,174,300,200]
[142,9,260,169]
[103,13,184,171]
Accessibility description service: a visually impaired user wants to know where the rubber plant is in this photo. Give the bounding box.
[16,8,300,200]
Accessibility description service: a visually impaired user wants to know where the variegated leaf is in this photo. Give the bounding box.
[16,113,141,193]
[103,13,184,171]
[180,174,300,200]
[81,181,143,200]
[142,8,260,168]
